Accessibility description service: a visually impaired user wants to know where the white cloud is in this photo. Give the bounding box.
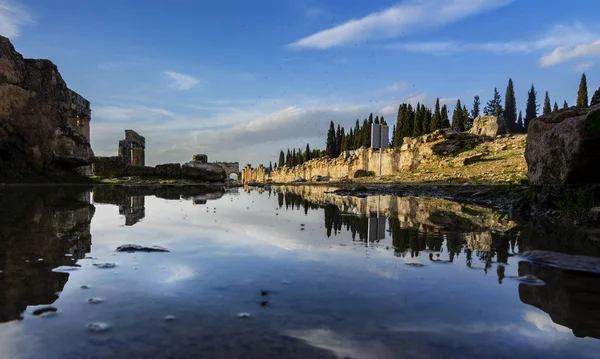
[575,62,594,72]
[289,0,514,49]
[380,82,408,93]
[163,71,200,90]
[0,0,33,38]
[540,40,600,67]
[384,23,600,67]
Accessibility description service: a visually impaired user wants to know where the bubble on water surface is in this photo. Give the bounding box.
[38,258,43,261]
[87,322,111,333]
[164,315,175,321]
[93,263,117,269]
[81,285,90,289]
[237,312,251,319]
[88,298,103,304]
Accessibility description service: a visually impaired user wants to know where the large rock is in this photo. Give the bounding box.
[0,35,94,178]
[469,116,507,137]
[52,126,94,166]
[181,162,225,182]
[192,154,208,164]
[525,105,600,184]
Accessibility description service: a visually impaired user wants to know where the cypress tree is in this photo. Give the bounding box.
[292,148,296,166]
[461,105,470,131]
[577,73,589,108]
[380,116,386,126]
[424,107,433,134]
[430,98,441,133]
[504,79,517,132]
[553,101,559,112]
[391,125,396,147]
[543,91,551,115]
[305,144,311,162]
[374,116,380,124]
[517,111,524,133]
[484,88,502,116]
[406,105,414,136]
[441,104,450,128]
[340,128,346,153]
[353,120,360,149]
[412,102,422,137]
[471,95,480,121]
[525,84,538,131]
[591,87,600,106]
[278,150,285,167]
[326,121,336,157]
[335,124,342,157]
[451,99,463,131]
[269,161,272,173]
[286,149,291,167]
[563,100,569,109]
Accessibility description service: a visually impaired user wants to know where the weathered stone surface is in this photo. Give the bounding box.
[0,35,94,177]
[590,207,600,223]
[525,105,600,184]
[155,163,181,178]
[469,116,507,137]
[125,165,155,177]
[192,154,208,164]
[91,156,127,178]
[52,126,95,166]
[181,163,226,182]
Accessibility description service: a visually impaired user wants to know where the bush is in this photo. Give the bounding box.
[353,170,376,178]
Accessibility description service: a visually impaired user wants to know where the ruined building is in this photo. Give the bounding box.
[118,130,146,166]
[66,89,91,142]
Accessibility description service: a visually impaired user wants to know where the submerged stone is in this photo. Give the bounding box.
[237,312,251,319]
[93,263,117,269]
[116,244,170,252]
[32,307,58,317]
[88,298,104,304]
[87,322,111,333]
[520,250,600,274]
[52,265,80,272]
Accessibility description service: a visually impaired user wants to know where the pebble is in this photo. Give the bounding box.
[88,298,104,304]
[87,322,111,333]
[164,315,175,321]
[93,263,117,269]
[237,312,251,319]
[81,285,90,289]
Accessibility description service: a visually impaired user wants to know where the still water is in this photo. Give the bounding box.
[1,185,599,359]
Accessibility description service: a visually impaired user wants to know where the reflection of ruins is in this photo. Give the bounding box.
[0,188,95,323]
[119,129,146,166]
[518,260,600,340]
[119,196,146,226]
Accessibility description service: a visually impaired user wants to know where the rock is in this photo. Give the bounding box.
[526,105,600,184]
[155,163,181,178]
[461,154,484,166]
[192,154,208,164]
[469,116,507,137]
[590,207,600,223]
[0,35,94,178]
[310,175,330,182]
[292,176,305,182]
[520,250,600,274]
[52,126,95,166]
[181,162,226,182]
[353,170,374,178]
[116,244,170,252]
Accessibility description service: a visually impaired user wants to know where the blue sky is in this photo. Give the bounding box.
[3,0,600,166]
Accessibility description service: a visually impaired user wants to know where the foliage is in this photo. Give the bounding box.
[525,84,538,132]
[504,79,517,133]
[577,73,589,108]
[543,91,551,115]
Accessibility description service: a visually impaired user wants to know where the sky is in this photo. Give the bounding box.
[2,0,600,166]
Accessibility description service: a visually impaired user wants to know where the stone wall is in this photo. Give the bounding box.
[265,128,471,183]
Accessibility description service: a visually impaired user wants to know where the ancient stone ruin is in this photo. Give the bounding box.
[0,35,95,180]
[118,130,146,166]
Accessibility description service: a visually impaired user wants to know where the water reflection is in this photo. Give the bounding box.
[0,188,94,323]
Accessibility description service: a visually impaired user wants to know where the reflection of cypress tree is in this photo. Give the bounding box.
[277,193,283,208]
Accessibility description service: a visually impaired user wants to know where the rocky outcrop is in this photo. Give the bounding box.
[0,35,94,179]
[268,129,495,183]
[525,105,600,184]
[469,115,507,137]
[181,162,226,182]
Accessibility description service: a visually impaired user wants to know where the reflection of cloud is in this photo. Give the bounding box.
[162,265,195,283]
[524,310,571,334]
[0,323,41,358]
[285,328,393,359]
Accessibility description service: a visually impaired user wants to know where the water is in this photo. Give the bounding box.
[1,185,599,359]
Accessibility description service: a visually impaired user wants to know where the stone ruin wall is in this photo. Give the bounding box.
[242,129,456,184]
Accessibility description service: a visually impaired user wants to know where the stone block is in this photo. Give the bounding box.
[156,163,182,178]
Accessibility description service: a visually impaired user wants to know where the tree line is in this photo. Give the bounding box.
[271,73,599,169]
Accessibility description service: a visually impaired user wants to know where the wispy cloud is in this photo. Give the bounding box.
[385,23,600,67]
[289,0,514,49]
[575,62,595,72]
[163,71,200,90]
[379,82,408,93]
[540,40,600,67]
[0,0,33,38]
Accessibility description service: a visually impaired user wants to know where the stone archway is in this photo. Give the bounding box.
[229,172,239,181]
